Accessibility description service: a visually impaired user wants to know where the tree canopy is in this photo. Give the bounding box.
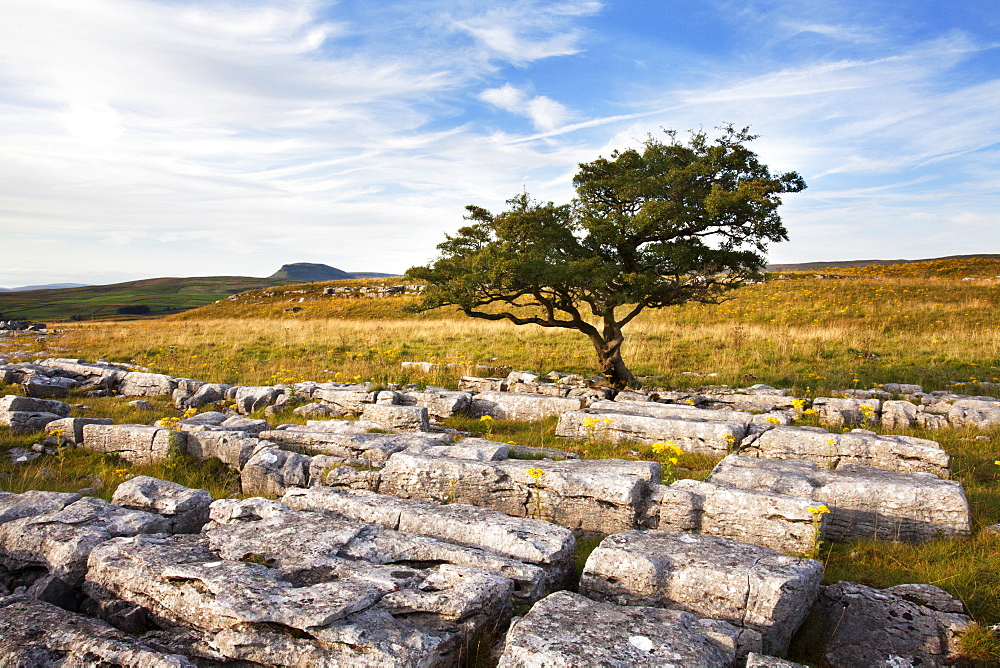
[406,126,806,387]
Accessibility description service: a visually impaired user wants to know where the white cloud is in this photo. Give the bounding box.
[452,0,602,65]
[479,83,574,131]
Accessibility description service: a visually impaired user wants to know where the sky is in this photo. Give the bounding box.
[0,0,998,288]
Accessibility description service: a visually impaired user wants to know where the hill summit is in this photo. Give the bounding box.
[269,263,355,282]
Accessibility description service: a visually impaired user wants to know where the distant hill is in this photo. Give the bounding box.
[767,254,1000,271]
[269,263,354,282]
[0,263,401,321]
[0,283,91,292]
[0,276,289,321]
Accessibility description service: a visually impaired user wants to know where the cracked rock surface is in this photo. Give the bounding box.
[579,530,823,656]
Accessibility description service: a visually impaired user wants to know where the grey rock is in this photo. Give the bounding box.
[0,599,195,667]
[293,401,341,418]
[507,443,579,460]
[881,399,920,430]
[183,431,262,469]
[177,382,230,410]
[497,591,743,668]
[707,455,972,543]
[0,495,169,585]
[240,446,312,496]
[0,490,82,524]
[361,403,430,431]
[112,476,213,534]
[175,410,228,429]
[471,391,582,421]
[217,415,269,434]
[556,408,746,457]
[0,410,64,433]
[283,486,576,590]
[118,372,177,397]
[0,394,71,416]
[42,416,114,445]
[231,385,279,414]
[949,398,1000,428]
[580,530,824,655]
[86,520,513,667]
[312,387,371,415]
[881,383,924,395]
[745,652,807,667]
[81,424,180,465]
[658,478,826,555]
[371,452,656,534]
[702,393,796,412]
[21,374,78,398]
[423,437,510,461]
[128,399,155,411]
[396,389,472,419]
[5,447,43,464]
[799,581,970,667]
[259,428,437,460]
[743,426,951,476]
[458,376,507,393]
[590,399,790,428]
[812,397,881,428]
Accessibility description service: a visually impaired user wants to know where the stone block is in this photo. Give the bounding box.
[85,512,513,666]
[497,591,746,668]
[283,486,576,591]
[663,479,826,555]
[580,530,824,655]
[707,455,972,543]
[239,446,312,497]
[396,389,473,419]
[183,431,262,469]
[0,600,195,667]
[949,398,1000,428]
[312,387,371,415]
[21,374,77,398]
[112,476,213,534]
[42,416,114,445]
[812,397,881,429]
[0,495,169,585]
[371,453,656,534]
[361,403,430,431]
[231,385,279,414]
[798,581,970,667]
[0,410,64,433]
[118,372,177,397]
[471,391,582,421]
[82,424,179,465]
[556,409,745,457]
[0,394,71,416]
[423,437,510,461]
[743,426,950,476]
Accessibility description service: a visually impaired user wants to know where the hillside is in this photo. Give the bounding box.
[268,263,354,282]
[768,253,1000,272]
[0,276,289,321]
[0,263,401,321]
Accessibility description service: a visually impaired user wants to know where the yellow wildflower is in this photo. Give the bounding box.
[526,468,545,481]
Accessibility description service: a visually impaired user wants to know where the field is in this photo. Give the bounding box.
[2,258,999,662]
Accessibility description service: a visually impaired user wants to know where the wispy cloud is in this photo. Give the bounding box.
[479,83,575,131]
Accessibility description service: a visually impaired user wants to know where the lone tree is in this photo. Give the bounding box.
[406,127,805,388]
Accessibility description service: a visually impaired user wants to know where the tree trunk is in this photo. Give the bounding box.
[590,325,639,389]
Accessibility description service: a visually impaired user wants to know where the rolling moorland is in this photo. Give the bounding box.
[0,262,397,321]
[1,255,999,664]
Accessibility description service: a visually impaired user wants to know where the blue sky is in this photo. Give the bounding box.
[0,0,997,287]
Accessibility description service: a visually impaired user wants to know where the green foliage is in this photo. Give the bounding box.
[408,126,805,387]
